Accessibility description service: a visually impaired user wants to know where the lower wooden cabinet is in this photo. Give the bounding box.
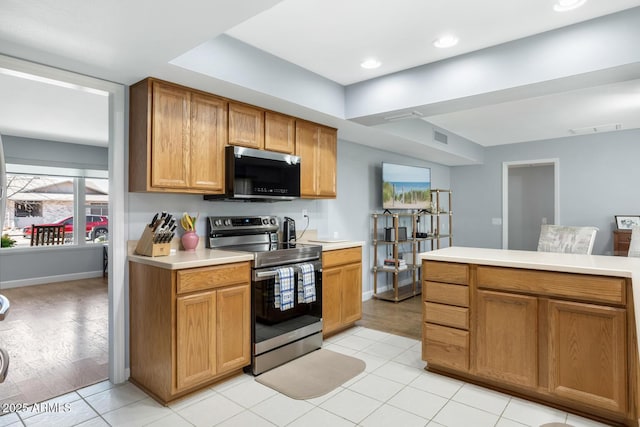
[422,260,636,426]
[216,285,251,372]
[474,290,538,388]
[423,323,469,371]
[176,291,217,390]
[547,299,627,413]
[423,261,470,372]
[322,247,362,336]
[130,261,251,404]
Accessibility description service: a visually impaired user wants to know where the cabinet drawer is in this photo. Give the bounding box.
[323,247,362,268]
[177,262,250,294]
[424,281,469,307]
[423,261,468,285]
[477,266,625,306]
[424,302,468,329]
[423,323,469,371]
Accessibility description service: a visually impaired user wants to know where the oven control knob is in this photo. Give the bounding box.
[213,219,222,227]
[269,218,277,225]
[262,218,268,225]
[224,219,232,226]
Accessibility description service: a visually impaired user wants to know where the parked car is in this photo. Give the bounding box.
[22,215,108,241]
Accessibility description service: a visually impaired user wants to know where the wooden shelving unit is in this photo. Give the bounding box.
[371,189,452,302]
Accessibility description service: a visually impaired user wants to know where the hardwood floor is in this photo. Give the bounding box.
[357,295,422,340]
[0,277,108,406]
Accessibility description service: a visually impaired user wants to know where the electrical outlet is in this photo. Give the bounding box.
[302,209,308,218]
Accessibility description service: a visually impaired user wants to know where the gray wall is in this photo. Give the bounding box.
[508,165,554,251]
[451,129,640,255]
[0,136,107,287]
[126,138,451,297]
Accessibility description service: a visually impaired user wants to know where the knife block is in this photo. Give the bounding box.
[135,227,171,257]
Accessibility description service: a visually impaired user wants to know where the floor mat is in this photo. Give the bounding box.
[255,349,366,400]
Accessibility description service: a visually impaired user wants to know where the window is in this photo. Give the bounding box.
[2,170,109,248]
[14,201,43,217]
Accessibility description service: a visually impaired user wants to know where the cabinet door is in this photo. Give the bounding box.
[295,120,318,197]
[228,102,264,149]
[548,300,627,413]
[474,290,538,388]
[190,93,227,192]
[265,111,295,154]
[176,291,217,390]
[217,284,251,372]
[317,126,337,198]
[322,267,342,335]
[151,81,190,189]
[341,262,362,325]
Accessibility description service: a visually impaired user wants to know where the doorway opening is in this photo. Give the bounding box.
[502,159,559,250]
[0,54,126,404]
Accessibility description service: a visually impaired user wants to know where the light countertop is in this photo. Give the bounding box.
[300,239,364,251]
[128,249,254,270]
[127,239,363,270]
[419,246,640,373]
[418,246,640,278]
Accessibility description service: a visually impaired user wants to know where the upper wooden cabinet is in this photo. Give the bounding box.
[295,120,337,199]
[129,78,227,194]
[228,102,264,149]
[264,111,295,154]
[129,77,339,196]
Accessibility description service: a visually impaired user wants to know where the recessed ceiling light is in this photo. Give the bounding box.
[433,34,459,49]
[360,58,381,69]
[553,0,587,12]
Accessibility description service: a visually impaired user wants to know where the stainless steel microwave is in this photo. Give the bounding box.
[204,146,301,201]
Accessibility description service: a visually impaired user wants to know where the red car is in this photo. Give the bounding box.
[23,215,108,240]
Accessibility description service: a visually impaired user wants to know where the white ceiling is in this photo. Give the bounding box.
[226,0,639,86]
[427,78,640,146]
[0,0,639,154]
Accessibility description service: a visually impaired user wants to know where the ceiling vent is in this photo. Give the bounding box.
[569,123,622,135]
[434,130,448,144]
[383,111,423,122]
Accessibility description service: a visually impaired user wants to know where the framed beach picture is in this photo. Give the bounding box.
[615,215,640,229]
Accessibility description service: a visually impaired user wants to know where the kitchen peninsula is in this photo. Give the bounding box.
[420,246,640,426]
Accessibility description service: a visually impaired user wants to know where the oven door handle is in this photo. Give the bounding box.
[256,270,278,279]
[254,264,323,281]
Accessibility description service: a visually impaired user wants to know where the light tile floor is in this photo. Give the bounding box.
[0,326,614,427]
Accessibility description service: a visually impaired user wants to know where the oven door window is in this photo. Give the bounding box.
[253,269,322,345]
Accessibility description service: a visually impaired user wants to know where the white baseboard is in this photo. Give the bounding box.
[0,270,104,289]
[363,284,393,301]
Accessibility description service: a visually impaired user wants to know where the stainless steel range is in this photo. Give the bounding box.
[207,215,323,375]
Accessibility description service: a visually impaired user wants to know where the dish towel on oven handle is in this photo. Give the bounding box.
[274,267,295,311]
[298,263,316,303]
